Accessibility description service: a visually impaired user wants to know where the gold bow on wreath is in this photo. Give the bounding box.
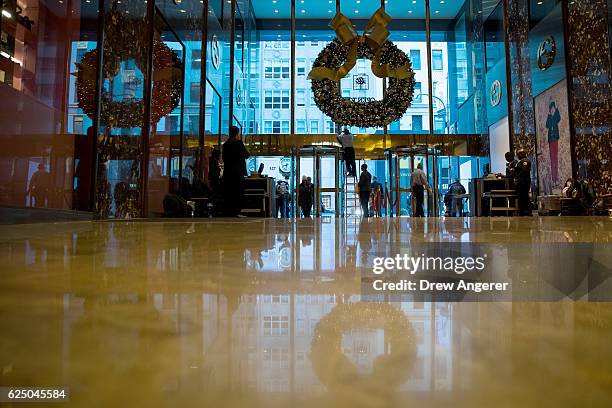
[308,8,412,81]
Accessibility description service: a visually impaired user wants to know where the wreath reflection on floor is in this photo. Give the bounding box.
[311,302,417,402]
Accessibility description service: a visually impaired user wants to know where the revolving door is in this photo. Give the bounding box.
[386,147,440,217]
[294,146,344,217]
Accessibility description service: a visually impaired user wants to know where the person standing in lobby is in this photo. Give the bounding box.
[358,164,372,217]
[298,176,313,218]
[222,126,250,217]
[514,149,532,216]
[29,163,50,208]
[411,162,429,217]
[337,128,356,177]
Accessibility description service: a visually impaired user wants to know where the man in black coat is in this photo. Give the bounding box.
[514,149,532,216]
[222,126,250,217]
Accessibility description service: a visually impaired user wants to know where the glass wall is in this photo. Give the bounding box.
[0,0,101,212]
[248,0,492,138]
[387,0,430,134]
[251,0,291,135]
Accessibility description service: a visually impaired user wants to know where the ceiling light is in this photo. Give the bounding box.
[408,10,413,13]
[301,9,305,13]
[180,9,186,13]
[355,9,359,13]
[435,10,440,13]
[1,10,13,18]
[0,51,10,59]
[537,1,543,4]
[440,0,445,3]
[274,9,278,13]
[328,9,332,13]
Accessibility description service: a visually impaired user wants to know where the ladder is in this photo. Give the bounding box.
[344,175,360,217]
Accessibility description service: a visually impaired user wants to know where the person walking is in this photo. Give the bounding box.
[411,162,429,217]
[222,126,250,217]
[337,128,356,177]
[276,178,290,218]
[358,164,372,217]
[298,176,313,217]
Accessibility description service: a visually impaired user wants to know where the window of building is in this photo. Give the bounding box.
[297,119,306,133]
[310,40,318,47]
[190,82,200,103]
[263,59,290,79]
[263,316,289,336]
[410,49,421,70]
[264,90,290,109]
[73,115,83,134]
[432,49,444,70]
[296,59,306,77]
[325,120,335,133]
[191,49,202,70]
[188,115,199,134]
[248,120,258,134]
[412,115,423,131]
[251,90,260,108]
[296,89,306,106]
[414,82,422,102]
[297,41,305,47]
[264,120,289,134]
[310,120,319,133]
[342,89,350,98]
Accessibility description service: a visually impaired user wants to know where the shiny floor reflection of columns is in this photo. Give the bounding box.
[1,217,612,408]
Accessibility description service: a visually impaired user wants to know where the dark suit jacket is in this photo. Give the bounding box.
[222,139,250,179]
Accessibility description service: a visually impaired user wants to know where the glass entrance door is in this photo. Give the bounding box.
[294,146,343,217]
[386,147,440,217]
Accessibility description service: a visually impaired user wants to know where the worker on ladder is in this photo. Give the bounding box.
[337,127,356,177]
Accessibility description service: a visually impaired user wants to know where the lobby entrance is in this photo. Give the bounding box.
[386,146,440,217]
[294,146,344,217]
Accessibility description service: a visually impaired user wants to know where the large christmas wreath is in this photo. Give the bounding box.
[309,9,415,128]
[75,8,183,128]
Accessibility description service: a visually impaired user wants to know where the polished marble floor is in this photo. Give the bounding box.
[1,217,612,407]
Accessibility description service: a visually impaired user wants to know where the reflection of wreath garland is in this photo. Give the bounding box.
[311,39,415,128]
[75,9,183,128]
[311,303,416,394]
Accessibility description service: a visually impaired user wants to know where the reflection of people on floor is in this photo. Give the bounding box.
[298,176,313,217]
[514,149,532,216]
[370,176,382,217]
[546,101,561,183]
[222,126,250,217]
[444,179,466,217]
[411,163,429,217]
[29,163,50,208]
[358,164,372,217]
[337,128,356,177]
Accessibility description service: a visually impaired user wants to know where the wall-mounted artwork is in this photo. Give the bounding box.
[534,79,572,195]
